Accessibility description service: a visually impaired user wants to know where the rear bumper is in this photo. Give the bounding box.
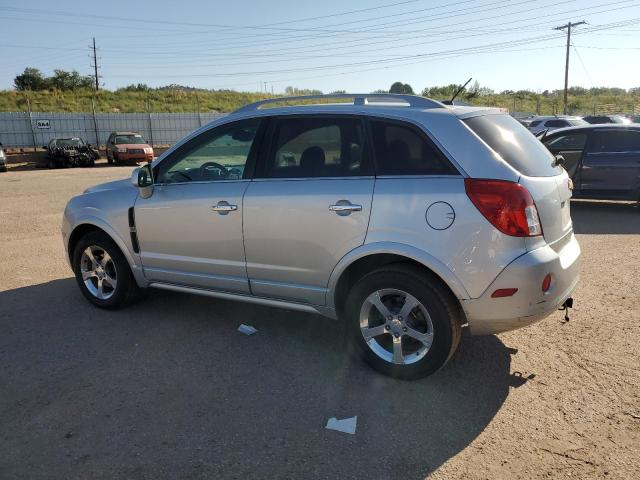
[462,233,581,335]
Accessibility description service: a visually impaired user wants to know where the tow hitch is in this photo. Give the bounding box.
[559,297,573,322]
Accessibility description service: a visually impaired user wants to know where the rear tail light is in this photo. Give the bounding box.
[464,179,542,237]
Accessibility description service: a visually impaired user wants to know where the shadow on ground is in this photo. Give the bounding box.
[0,279,515,480]
[571,199,639,235]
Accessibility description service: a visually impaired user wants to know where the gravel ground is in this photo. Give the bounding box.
[0,166,638,479]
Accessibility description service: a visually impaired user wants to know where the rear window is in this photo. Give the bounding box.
[464,114,561,177]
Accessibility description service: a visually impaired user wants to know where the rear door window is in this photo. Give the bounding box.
[589,130,640,153]
[464,114,561,177]
[369,120,457,175]
[260,116,369,178]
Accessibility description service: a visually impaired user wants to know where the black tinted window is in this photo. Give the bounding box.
[370,120,457,175]
[263,117,367,178]
[589,130,640,153]
[545,119,570,128]
[529,120,542,127]
[464,114,561,177]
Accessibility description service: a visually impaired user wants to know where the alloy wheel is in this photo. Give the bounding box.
[80,245,117,300]
[359,288,434,365]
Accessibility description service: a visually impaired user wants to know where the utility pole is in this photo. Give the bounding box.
[554,21,586,114]
[90,37,100,91]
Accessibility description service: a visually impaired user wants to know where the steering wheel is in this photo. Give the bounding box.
[199,161,228,179]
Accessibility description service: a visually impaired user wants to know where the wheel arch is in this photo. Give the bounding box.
[328,243,470,316]
[66,219,143,285]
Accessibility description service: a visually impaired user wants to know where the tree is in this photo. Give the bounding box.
[49,70,93,90]
[389,82,414,94]
[14,68,48,91]
[284,86,322,95]
[119,83,151,92]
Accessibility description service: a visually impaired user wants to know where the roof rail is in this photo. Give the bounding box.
[232,93,445,114]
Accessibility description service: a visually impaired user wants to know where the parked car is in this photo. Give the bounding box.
[582,115,631,125]
[106,132,154,164]
[62,94,580,379]
[528,116,588,135]
[541,124,640,201]
[0,142,7,172]
[44,137,99,169]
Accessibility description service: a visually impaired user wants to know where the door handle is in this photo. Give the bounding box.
[329,201,362,216]
[211,201,237,215]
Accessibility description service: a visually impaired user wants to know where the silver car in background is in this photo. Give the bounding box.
[61,94,580,379]
[528,115,589,135]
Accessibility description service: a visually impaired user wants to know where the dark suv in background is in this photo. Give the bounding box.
[542,124,640,201]
[582,115,632,125]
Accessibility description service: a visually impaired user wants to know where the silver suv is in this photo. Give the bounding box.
[62,94,580,379]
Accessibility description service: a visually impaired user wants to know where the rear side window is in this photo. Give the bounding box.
[545,119,569,128]
[589,130,640,153]
[370,120,457,175]
[262,117,368,178]
[464,114,561,177]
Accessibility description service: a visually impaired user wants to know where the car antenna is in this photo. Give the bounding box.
[450,77,473,103]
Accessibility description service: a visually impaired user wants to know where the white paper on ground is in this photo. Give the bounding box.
[325,416,357,434]
[238,324,258,335]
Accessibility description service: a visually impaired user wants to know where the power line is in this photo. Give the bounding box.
[571,44,595,88]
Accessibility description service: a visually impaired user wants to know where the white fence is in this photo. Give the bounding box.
[0,111,228,149]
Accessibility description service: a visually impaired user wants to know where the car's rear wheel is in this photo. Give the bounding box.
[345,264,462,380]
[72,231,138,309]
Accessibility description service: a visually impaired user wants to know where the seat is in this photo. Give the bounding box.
[299,146,326,176]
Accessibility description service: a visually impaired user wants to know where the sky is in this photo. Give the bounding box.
[1,0,639,94]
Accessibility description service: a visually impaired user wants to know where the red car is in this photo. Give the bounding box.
[106,132,153,164]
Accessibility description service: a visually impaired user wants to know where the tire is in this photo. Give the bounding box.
[345,264,462,380]
[72,231,139,309]
[47,157,56,169]
[107,151,114,164]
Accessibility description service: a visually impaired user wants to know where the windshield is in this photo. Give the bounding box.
[115,135,146,145]
[57,138,83,147]
[464,114,562,177]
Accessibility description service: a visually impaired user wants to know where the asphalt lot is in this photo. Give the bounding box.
[0,165,638,479]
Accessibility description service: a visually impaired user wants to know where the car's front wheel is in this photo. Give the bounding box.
[345,264,462,380]
[72,231,138,309]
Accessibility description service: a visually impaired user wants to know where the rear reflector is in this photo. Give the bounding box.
[542,273,552,292]
[491,288,518,298]
[465,179,542,237]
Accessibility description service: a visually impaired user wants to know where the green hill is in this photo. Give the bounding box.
[1,87,638,116]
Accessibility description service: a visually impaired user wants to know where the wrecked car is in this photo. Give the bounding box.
[44,138,100,169]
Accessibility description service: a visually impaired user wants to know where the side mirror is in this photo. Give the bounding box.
[131,163,154,198]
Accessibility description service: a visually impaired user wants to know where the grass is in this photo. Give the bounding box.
[0,88,638,116]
